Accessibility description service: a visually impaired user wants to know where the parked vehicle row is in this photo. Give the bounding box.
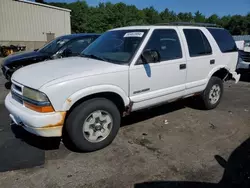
[1,33,100,80]
[4,23,241,152]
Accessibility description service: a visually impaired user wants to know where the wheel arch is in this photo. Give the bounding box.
[208,66,230,81]
[62,85,130,113]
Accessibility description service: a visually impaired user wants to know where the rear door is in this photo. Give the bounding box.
[207,28,238,71]
[179,28,215,95]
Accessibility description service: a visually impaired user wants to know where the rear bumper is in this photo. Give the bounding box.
[5,93,65,137]
[230,71,241,83]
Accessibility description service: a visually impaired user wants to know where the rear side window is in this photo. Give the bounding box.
[184,29,212,57]
[207,28,237,53]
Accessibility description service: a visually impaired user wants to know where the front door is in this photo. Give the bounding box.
[129,28,187,111]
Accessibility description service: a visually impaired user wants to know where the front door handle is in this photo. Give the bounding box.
[179,64,186,70]
[210,59,215,64]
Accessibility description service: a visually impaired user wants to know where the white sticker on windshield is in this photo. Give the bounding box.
[124,32,144,38]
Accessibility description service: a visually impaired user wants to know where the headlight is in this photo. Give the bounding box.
[23,87,48,102]
[23,87,54,113]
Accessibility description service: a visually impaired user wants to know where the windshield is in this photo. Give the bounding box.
[81,29,148,64]
[39,37,70,54]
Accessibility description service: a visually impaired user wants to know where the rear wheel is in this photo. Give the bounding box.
[65,98,121,152]
[201,76,223,110]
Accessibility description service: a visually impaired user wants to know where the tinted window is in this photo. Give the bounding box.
[145,29,182,61]
[184,29,212,57]
[208,28,237,53]
[39,38,70,54]
[201,32,212,54]
[66,37,93,54]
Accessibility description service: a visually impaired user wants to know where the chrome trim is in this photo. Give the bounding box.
[11,81,24,94]
[23,95,51,106]
[11,90,23,104]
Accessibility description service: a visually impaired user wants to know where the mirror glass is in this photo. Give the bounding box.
[141,50,160,64]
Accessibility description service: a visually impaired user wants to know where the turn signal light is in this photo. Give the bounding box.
[24,102,54,113]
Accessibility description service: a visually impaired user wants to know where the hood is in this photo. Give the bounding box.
[12,57,127,89]
[2,51,48,66]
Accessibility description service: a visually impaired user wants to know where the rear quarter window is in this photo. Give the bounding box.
[207,28,237,53]
[183,29,212,57]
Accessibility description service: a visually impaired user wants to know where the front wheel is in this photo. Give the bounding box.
[201,76,224,110]
[65,98,121,152]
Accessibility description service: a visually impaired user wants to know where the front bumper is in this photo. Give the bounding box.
[5,93,65,137]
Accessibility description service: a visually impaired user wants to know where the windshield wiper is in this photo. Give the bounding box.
[81,54,107,62]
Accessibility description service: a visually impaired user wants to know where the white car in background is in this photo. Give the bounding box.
[5,23,240,152]
[236,40,250,73]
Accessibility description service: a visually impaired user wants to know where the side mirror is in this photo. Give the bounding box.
[141,49,160,64]
[34,49,39,52]
[62,48,72,57]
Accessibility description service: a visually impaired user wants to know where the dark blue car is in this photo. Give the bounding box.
[1,33,100,80]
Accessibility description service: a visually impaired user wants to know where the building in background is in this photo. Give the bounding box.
[0,0,71,51]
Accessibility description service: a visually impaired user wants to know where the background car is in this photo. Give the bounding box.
[1,33,100,81]
[237,40,250,73]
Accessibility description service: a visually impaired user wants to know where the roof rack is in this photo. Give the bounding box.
[155,22,219,27]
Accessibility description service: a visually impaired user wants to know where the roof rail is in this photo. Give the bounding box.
[155,22,219,27]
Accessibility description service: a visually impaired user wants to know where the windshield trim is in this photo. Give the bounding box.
[127,29,149,66]
[126,29,149,65]
[82,29,149,65]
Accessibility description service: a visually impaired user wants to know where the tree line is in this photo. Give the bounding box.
[43,0,250,35]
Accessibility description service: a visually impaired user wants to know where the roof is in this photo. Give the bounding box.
[111,26,155,30]
[156,22,218,27]
[17,0,71,12]
[233,35,250,41]
[111,22,222,31]
[111,25,223,31]
[59,33,100,39]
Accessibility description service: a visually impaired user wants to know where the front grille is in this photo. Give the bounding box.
[239,50,250,62]
[11,83,50,107]
[12,84,22,92]
[11,90,23,104]
[11,83,23,104]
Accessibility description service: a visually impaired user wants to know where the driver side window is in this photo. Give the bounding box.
[144,29,182,62]
[66,37,93,55]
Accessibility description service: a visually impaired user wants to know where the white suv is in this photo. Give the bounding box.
[5,24,240,151]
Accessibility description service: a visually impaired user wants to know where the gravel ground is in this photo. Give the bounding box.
[0,64,249,187]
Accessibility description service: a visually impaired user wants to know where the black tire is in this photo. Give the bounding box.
[65,98,121,152]
[201,76,224,110]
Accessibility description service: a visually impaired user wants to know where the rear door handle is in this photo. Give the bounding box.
[179,64,186,70]
[210,59,215,64]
